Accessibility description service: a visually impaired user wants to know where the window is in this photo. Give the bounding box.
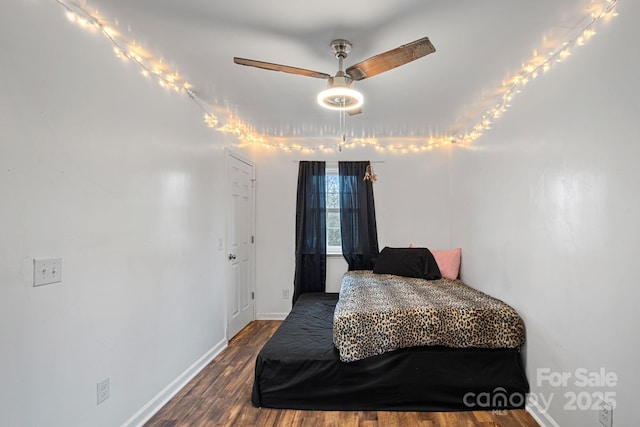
[326,167,342,254]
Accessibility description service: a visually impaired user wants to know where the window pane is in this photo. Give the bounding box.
[327,175,339,192]
[328,227,341,247]
[326,170,341,251]
[326,175,339,209]
[327,193,339,209]
[327,211,340,228]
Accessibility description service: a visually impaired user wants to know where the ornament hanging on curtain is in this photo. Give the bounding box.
[363,163,377,183]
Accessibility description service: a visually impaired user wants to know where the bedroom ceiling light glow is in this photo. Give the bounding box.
[317,74,363,111]
[317,86,363,111]
[56,0,618,154]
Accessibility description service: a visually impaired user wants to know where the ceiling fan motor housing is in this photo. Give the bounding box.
[329,73,352,87]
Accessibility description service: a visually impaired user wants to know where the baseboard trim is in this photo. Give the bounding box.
[526,395,560,427]
[122,338,228,427]
[256,312,288,320]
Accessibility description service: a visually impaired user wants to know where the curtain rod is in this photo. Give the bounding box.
[291,160,385,163]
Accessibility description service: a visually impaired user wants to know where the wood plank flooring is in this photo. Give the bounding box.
[145,321,539,427]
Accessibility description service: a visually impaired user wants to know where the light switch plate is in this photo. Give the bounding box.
[97,377,110,405]
[33,258,62,287]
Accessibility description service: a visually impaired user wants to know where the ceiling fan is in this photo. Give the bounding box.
[233,37,435,115]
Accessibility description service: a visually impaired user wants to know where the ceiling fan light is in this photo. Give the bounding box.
[317,86,364,111]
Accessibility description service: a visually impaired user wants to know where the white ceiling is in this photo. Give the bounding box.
[69,0,596,148]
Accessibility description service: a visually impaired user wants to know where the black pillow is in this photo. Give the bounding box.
[372,247,425,279]
[372,247,442,280]
[420,247,442,280]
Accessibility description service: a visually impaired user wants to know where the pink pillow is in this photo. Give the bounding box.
[431,248,461,280]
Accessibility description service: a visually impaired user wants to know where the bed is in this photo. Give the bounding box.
[252,271,529,411]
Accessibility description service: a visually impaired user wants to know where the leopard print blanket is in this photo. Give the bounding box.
[333,271,526,363]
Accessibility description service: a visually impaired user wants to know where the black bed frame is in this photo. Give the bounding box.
[252,293,529,411]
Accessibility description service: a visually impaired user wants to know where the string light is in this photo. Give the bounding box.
[453,0,617,147]
[56,0,617,154]
[56,0,222,130]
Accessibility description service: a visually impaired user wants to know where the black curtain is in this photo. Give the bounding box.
[339,161,379,270]
[293,161,326,305]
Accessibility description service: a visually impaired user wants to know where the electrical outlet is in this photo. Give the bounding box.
[282,289,289,299]
[97,377,110,405]
[33,258,62,287]
[599,400,613,427]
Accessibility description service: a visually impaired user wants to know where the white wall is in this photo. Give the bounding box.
[253,147,452,317]
[4,2,636,426]
[449,3,639,426]
[0,2,237,425]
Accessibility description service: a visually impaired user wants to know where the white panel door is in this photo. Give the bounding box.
[226,152,255,339]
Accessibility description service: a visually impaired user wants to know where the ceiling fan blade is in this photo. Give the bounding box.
[346,37,436,81]
[234,57,331,79]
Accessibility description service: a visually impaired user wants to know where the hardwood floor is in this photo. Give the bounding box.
[145,321,539,426]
